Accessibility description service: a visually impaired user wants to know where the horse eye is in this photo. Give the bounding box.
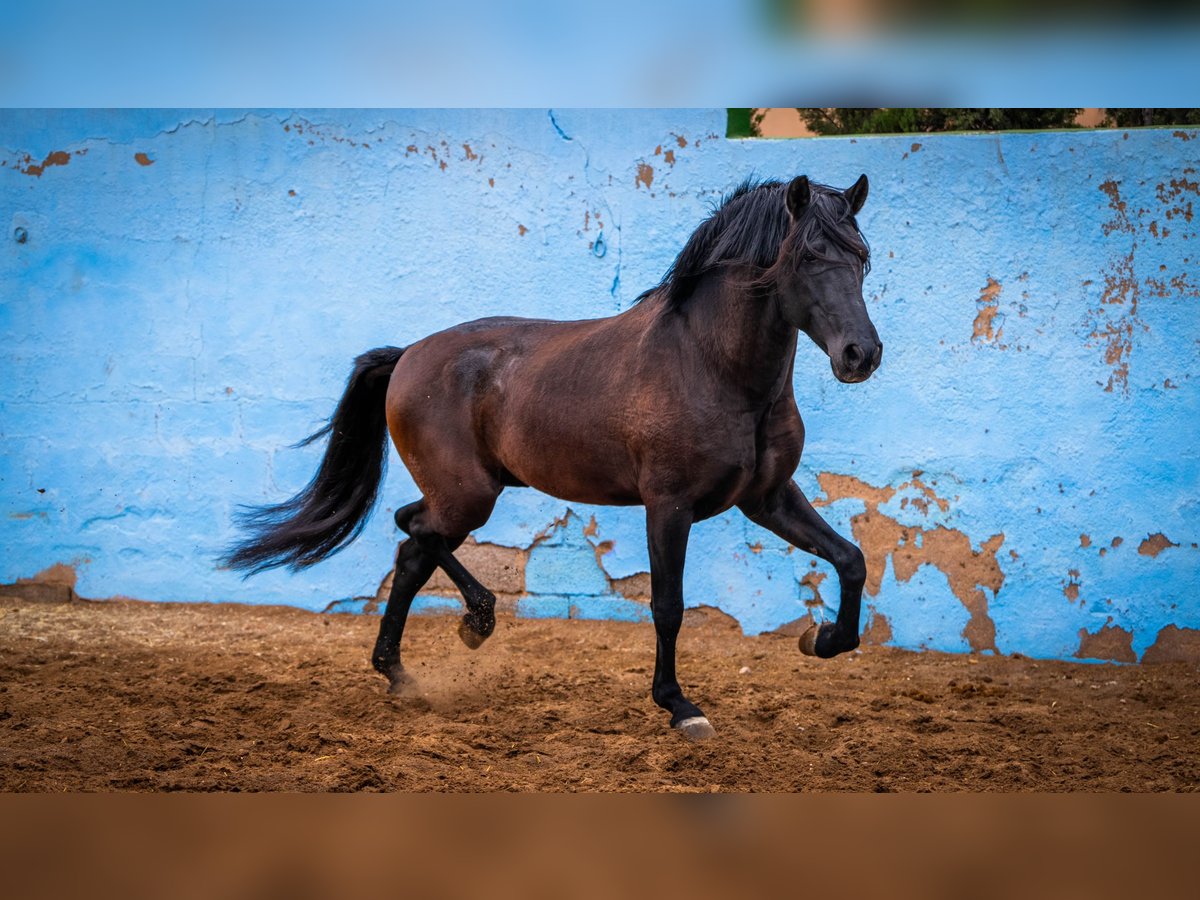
[801,253,817,263]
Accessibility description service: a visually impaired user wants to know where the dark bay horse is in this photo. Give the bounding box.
[226,174,881,740]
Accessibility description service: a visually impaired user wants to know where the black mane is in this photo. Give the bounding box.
[636,178,870,308]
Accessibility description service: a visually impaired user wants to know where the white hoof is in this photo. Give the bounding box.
[674,715,716,741]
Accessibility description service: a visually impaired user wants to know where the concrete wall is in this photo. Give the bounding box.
[3,109,1197,663]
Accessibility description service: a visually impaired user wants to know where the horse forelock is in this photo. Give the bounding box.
[635,178,869,308]
[788,189,871,274]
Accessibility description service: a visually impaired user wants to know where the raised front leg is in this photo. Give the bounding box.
[645,502,714,740]
[741,480,866,658]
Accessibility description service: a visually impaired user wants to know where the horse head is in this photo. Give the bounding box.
[773,174,882,384]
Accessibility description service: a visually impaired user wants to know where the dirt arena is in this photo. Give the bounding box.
[1,595,1197,792]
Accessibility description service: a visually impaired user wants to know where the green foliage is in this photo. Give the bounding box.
[795,108,1081,136]
[1102,109,1200,128]
[727,108,758,138]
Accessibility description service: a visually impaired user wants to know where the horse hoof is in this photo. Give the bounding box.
[674,716,716,741]
[798,623,859,658]
[458,619,489,650]
[798,624,821,657]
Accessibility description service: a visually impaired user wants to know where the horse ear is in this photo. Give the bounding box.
[786,175,810,220]
[845,173,869,215]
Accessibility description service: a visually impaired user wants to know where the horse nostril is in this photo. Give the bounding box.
[843,343,864,370]
[872,343,883,368]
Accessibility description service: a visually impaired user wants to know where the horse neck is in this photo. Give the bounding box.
[681,270,797,403]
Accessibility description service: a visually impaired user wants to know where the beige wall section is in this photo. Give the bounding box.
[754,108,816,137]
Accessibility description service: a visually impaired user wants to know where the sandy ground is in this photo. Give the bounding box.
[1,596,1197,792]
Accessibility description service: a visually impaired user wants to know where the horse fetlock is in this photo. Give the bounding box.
[652,686,679,711]
[463,601,494,634]
[372,654,412,694]
[371,650,399,677]
[819,629,860,658]
[467,587,495,613]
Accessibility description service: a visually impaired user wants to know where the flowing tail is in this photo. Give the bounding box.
[223,346,405,574]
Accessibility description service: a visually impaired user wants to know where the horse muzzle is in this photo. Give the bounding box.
[832,339,882,383]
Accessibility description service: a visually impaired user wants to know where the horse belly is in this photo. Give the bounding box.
[493,420,642,506]
[488,383,642,506]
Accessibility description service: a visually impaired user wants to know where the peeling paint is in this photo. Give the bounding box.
[134,152,154,166]
[814,472,1004,653]
[283,117,372,150]
[971,277,1004,345]
[1063,569,1081,602]
[610,572,651,602]
[862,607,893,645]
[1157,176,1198,225]
[0,562,80,604]
[1098,180,1135,236]
[898,472,951,515]
[1141,625,1200,664]
[1094,251,1139,392]
[19,149,72,177]
[799,569,826,609]
[1075,623,1136,663]
[22,562,78,589]
[1087,172,1199,392]
[635,162,654,190]
[812,473,895,509]
[1138,532,1178,557]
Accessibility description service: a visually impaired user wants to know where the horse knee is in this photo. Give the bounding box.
[835,544,866,587]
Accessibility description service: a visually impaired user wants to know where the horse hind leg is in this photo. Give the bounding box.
[394,496,499,650]
[439,551,497,649]
[371,535,438,693]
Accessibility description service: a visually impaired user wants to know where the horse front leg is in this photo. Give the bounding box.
[742,480,865,658]
[645,502,714,741]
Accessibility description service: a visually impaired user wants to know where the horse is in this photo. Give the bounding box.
[225,173,881,741]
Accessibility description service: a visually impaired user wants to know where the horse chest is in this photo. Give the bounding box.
[676,415,763,519]
[695,397,805,516]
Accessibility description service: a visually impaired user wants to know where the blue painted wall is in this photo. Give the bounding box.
[3,109,1197,662]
